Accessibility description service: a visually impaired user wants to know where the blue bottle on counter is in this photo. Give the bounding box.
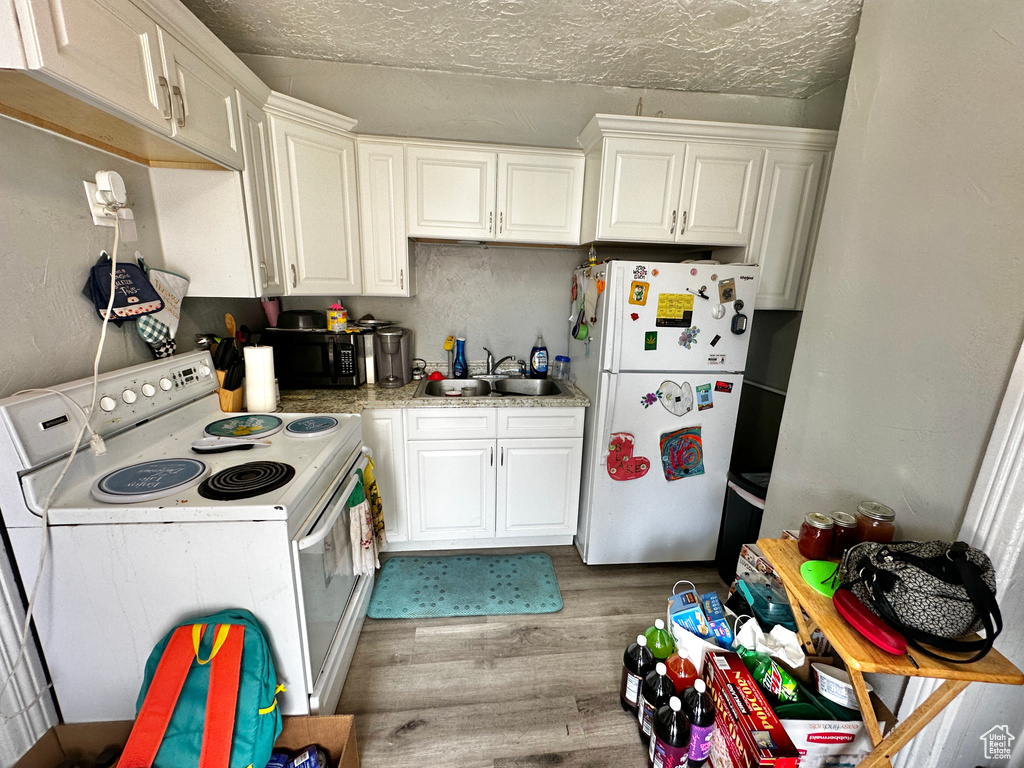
[530,335,548,379]
[453,337,468,379]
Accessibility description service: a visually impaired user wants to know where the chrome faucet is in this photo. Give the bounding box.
[482,348,525,376]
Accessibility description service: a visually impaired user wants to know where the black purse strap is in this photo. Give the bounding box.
[867,542,1002,664]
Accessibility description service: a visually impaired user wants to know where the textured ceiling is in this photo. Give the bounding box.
[183,0,862,99]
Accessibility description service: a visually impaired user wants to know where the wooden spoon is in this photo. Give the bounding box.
[225,313,236,342]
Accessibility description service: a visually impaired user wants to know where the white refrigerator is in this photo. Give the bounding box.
[569,259,759,564]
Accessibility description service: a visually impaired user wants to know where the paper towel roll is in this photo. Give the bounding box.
[244,346,277,413]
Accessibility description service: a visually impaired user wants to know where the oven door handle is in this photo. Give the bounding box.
[297,450,371,551]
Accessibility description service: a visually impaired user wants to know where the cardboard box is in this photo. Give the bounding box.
[779,693,896,768]
[728,543,785,596]
[668,584,715,642]
[703,651,800,768]
[15,715,359,768]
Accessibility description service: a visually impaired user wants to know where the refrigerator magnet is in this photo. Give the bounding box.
[696,383,713,411]
[641,390,662,409]
[656,293,694,327]
[660,426,705,481]
[715,381,734,393]
[607,433,651,481]
[710,334,722,347]
[707,354,726,365]
[644,331,658,350]
[718,278,737,303]
[711,304,726,320]
[678,327,700,349]
[630,312,639,322]
[658,381,694,417]
[629,281,650,305]
[633,265,648,280]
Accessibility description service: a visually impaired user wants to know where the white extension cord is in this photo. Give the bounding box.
[0,209,122,718]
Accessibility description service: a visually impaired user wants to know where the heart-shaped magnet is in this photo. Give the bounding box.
[658,381,694,417]
[607,432,650,481]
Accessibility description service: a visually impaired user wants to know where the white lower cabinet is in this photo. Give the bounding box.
[361,409,409,543]
[399,407,584,548]
[497,438,582,537]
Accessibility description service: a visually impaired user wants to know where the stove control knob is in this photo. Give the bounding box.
[122,389,137,404]
[199,365,211,377]
[141,383,156,397]
[99,396,117,412]
[159,377,173,391]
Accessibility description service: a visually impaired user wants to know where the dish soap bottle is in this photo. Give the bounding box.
[530,335,548,379]
[453,337,468,379]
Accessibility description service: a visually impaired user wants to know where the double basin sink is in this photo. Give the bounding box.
[414,376,567,399]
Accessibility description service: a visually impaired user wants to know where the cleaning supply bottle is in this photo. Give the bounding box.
[645,619,675,662]
[665,653,698,693]
[638,662,676,745]
[681,679,715,767]
[530,335,548,379]
[648,696,691,768]
[620,634,654,715]
[453,337,468,379]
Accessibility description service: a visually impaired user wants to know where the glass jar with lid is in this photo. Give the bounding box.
[830,511,860,556]
[855,501,896,543]
[798,512,834,560]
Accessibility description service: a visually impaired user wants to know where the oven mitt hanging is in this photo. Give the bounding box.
[137,258,189,358]
[83,253,163,326]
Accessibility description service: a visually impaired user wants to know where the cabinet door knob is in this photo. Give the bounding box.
[157,76,172,122]
[499,211,503,234]
[400,269,404,290]
[290,264,297,288]
[680,210,687,235]
[670,209,677,234]
[500,446,504,466]
[171,85,186,128]
[490,446,494,466]
[488,211,493,233]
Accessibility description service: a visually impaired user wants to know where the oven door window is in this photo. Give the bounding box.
[293,470,361,685]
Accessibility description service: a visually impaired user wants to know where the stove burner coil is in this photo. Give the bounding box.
[197,461,296,501]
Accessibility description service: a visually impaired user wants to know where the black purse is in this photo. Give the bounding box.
[838,540,1002,663]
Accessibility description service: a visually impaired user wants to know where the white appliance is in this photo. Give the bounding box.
[0,351,372,722]
[569,260,759,564]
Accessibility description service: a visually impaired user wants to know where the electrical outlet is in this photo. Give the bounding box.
[83,181,116,227]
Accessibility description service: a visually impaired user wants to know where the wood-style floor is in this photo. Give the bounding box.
[337,545,727,768]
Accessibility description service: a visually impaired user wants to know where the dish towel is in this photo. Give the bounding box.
[348,471,379,576]
[136,260,189,358]
[363,458,387,550]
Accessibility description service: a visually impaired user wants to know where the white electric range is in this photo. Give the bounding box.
[0,350,372,722]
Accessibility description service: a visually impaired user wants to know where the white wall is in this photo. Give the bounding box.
[0,115,266,399]
[762,0,1024,750]
[240,55,844,148]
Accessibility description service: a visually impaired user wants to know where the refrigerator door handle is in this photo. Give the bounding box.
[596,371,618,464]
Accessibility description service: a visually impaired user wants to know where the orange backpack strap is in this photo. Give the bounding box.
[199,624,245,768]
[120,625,198,768]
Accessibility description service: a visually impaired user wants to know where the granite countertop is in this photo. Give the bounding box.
[279,379,590,414]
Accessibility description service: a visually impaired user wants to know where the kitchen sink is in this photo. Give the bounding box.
[492,378,562,396]
[414,377,567,399]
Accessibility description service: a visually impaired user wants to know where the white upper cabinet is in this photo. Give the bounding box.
[18,0,167,133]
[406,145,497,239]
[406,143,584,244]
[748,148,831,310]
[357,139,414,296]
[157,30,241,168]
[678,143,763,245]
[238,92,284,296]
[590,135,762,245]
[496,152,584,244]
[267,93,361,296]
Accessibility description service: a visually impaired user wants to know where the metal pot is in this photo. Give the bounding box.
[277,310,327,330]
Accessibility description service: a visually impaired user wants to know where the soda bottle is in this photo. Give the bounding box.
[648,696,691,768]
[638,662,676,745]
[681,679,715,767]
[529,335,548,379]
[665,653,698,692]
[620,634,654,715]
[644,618,675,661]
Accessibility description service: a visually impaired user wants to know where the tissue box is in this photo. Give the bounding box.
[668,585,714,641]
[701,591,735,648]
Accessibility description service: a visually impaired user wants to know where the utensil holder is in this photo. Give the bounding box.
[216,370,243,412]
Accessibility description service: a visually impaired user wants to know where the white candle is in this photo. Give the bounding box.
[244,346,276,413]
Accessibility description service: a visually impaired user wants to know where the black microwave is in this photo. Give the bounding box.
[261,329,366,389]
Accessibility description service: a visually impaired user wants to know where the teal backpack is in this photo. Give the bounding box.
[119,609,284,768]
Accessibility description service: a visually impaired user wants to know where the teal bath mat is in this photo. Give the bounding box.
[368,553,563,619]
